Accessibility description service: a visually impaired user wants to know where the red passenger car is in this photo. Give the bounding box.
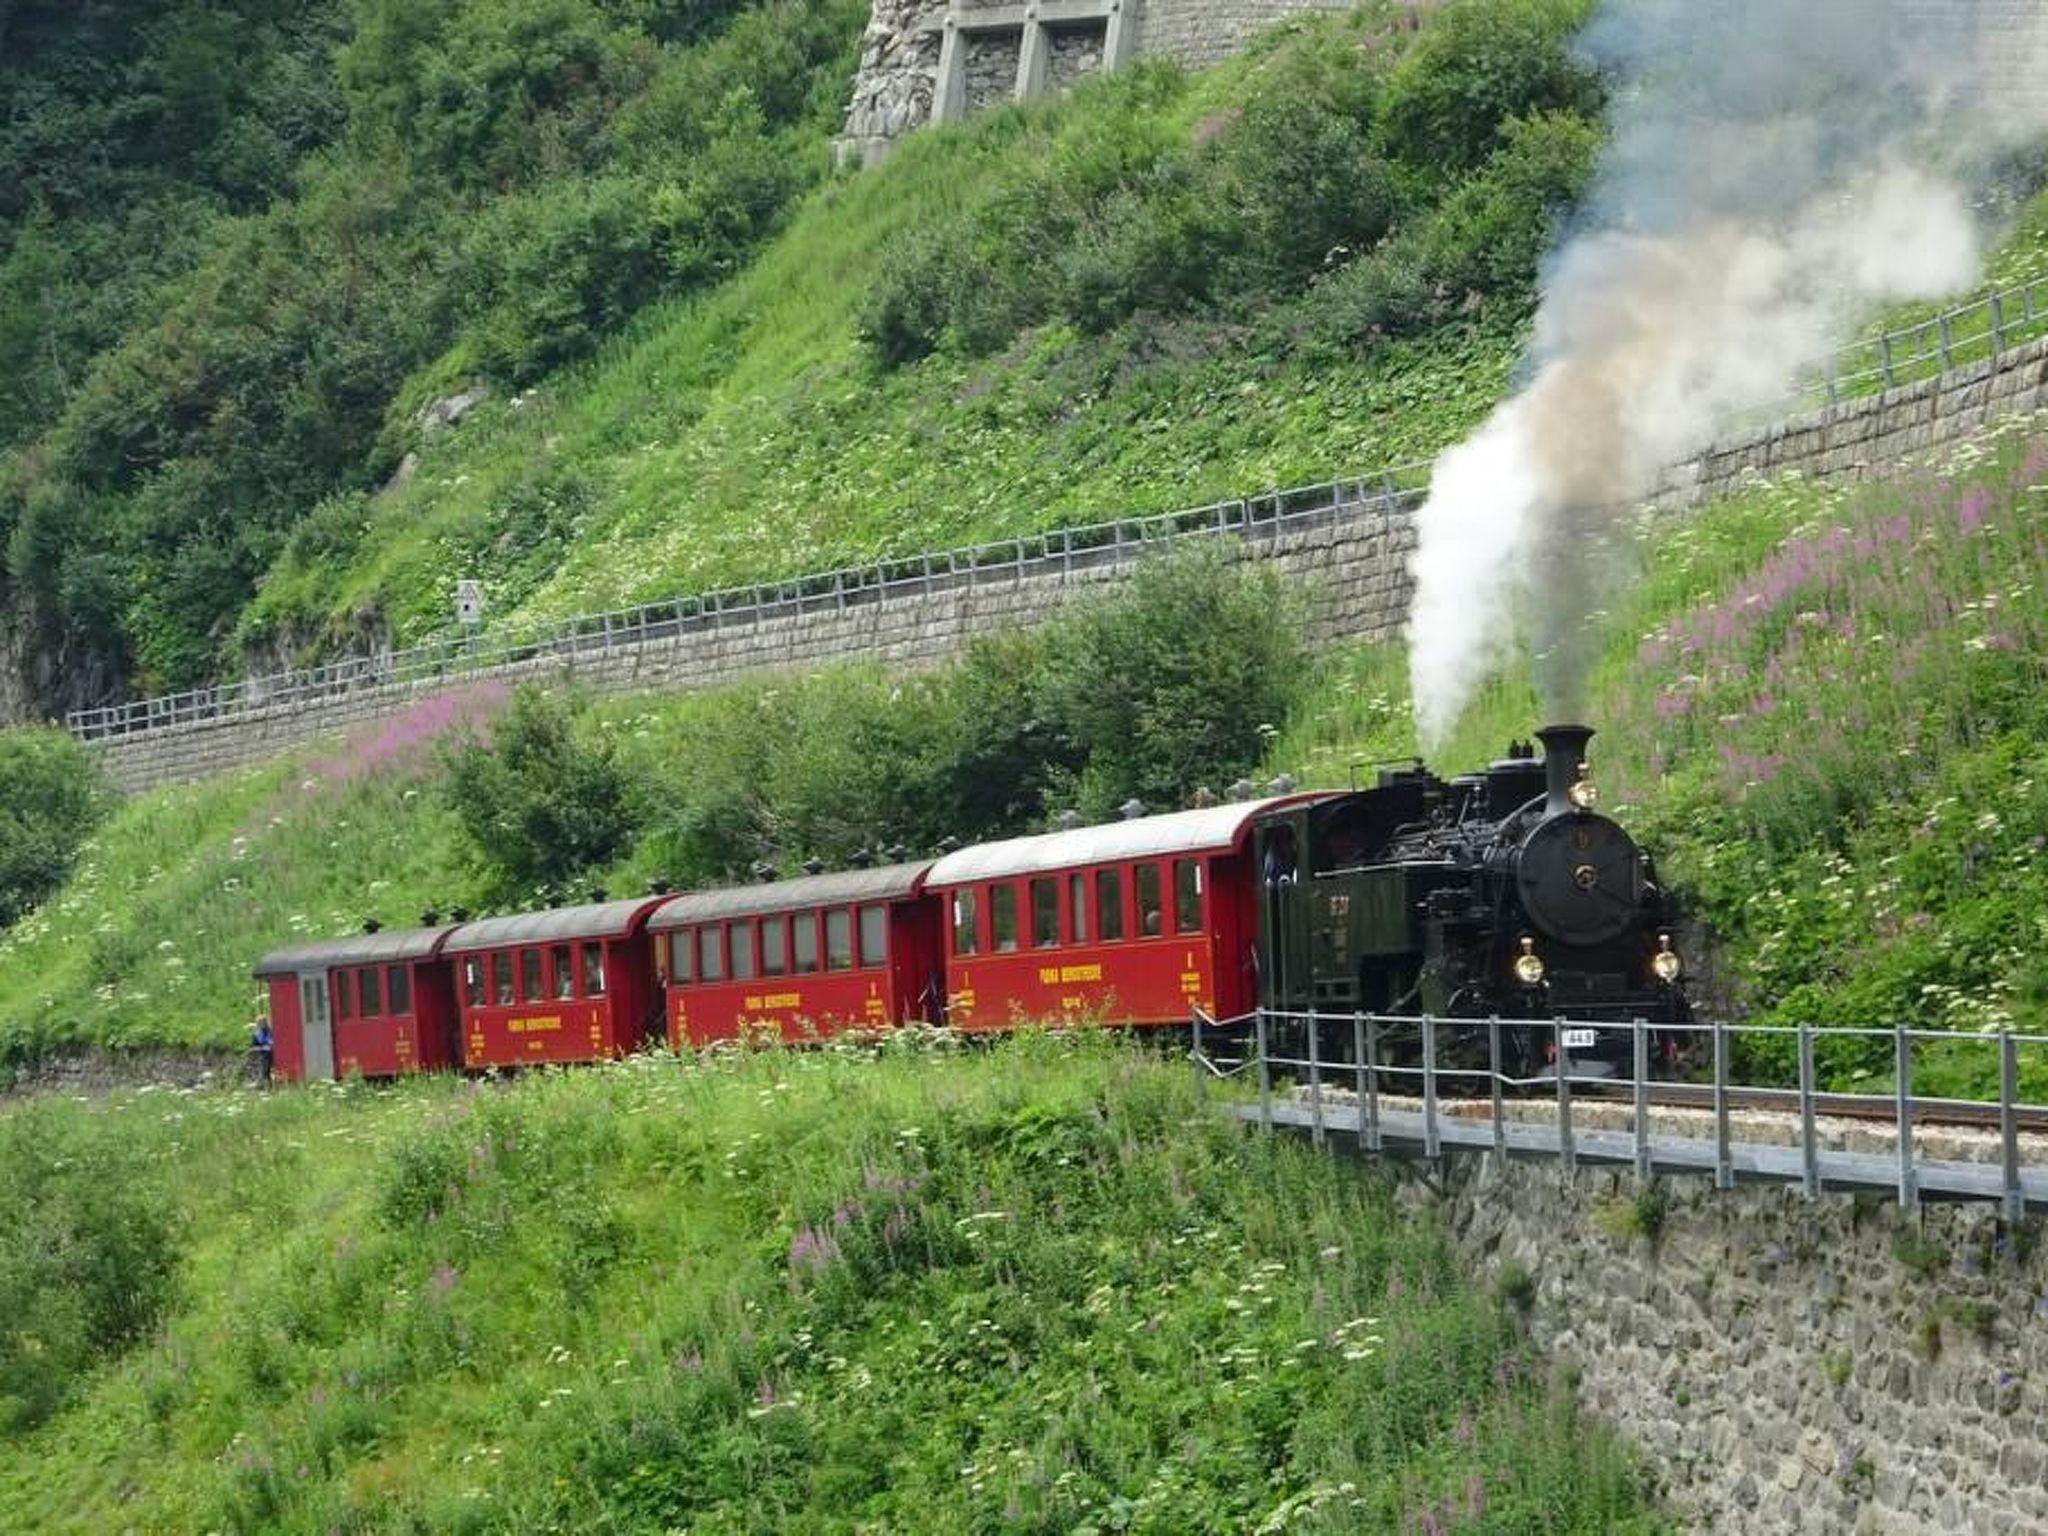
[925,797,1327,1030]
[253,924,460,1081]
[653,862,941,1047]
[442,897,667,1068]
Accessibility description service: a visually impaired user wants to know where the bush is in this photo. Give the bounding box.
[0,1110,180,1433]
[0,729,107,928]
[1377,0,1602,177]
[1036,544,1306,817]
[444,685,641,894]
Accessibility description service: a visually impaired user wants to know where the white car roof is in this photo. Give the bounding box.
[926,794,1331,885]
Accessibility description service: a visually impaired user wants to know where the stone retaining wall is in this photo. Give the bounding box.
[92,501,1417,794]
[1412,1154,2048,1533]
[1657,334,2048,509]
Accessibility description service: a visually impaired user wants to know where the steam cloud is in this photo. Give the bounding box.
[1407,0,2048,746]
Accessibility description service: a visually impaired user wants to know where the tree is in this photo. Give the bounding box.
[444,686,639,893]
[0,728,107,927]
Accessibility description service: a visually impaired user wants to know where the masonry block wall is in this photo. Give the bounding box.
[86,328,2048,795]
[1655,335,2048,509]
[1421,1155,2048,1533]
[91,501,1417,794]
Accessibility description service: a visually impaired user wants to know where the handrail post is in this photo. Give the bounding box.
[1992,293,2006,357]
[1354,1012,1368,1152]
[1939,312,1953,372]
[1421,1015,1440,1161]
[1555,1026,1574,1178]
[1798,1020,1820,1201]
[2001,1028,2022,1224]
[1307,1010,1325,1148]
[1256,1008,1273,1132]
[1363,1014,1381,1153]
[1632,1017,1651,1187]
[1488,1015,1505,1156]
[1895,1023,1917,1210]
[1191,1009,1205,1106]
[1712,1016,1733,1190]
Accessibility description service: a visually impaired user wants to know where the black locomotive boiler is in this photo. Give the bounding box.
[1250,724,1687,1078]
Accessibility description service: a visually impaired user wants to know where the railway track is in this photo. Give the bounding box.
[1430,1081,2048,1134]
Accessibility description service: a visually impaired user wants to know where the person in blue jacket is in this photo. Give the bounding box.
[250,1018,274,1086]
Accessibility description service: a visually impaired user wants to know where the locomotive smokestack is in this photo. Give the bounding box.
[1535,723,1594,816]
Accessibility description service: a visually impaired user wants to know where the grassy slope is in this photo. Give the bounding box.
[248,23,1523,649]
[0,1039,1651,1532]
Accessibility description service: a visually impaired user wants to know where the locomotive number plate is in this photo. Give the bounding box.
[1559,1028,1598,1050]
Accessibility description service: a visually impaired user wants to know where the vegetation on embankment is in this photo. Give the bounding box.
[0,1036,1654,1532]
[2,0,1602,707]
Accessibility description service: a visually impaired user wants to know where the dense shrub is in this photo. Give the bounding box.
[0,729,106,928]
[1304,107,1600,350]
[445,686,640,894]
[0,1107,180,1433]
[861,0,1604,368]
[0,0,862,703]
[1376,0,1601,175]
[618,547,1305,885]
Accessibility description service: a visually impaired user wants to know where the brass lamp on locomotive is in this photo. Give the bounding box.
[1250,724,1687,1077]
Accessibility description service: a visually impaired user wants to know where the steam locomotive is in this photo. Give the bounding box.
[256,723,1687,1083]
[1249,724,1687,1077]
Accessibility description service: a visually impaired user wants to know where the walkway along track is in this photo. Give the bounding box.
[1194,1010,2048,1219]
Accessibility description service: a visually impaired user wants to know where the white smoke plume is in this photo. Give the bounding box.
[1407,0,2048,746]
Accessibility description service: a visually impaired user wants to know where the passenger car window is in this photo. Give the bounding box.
[793,914,819,974]
[359,966,381,1017]
[335,971,353,1021]
[521,949,544,1002]
[859,905,887,968]
[1175,859,1203,934]
[553,944,576,1000]
[991,885,1019,952]
[1096,869,1124,941]
[583,941,607,997]
[698,927,725,982]
[387,965,411,1016]
[1031,878,1059,947]
[671,932,694,984]
[464,957,485,1007]
[1069,874,1089,943]
[825,909,852,971]
[731,920,758,981]
[952,890,979,956]
[762,917,788,976]
[492,952,515,1006]
[1136,864,1163,936]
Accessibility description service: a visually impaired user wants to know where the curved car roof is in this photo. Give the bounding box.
[442,896,669,954]
[926,795,1333,886]
[254,925,456,979]
[651,861,932,929]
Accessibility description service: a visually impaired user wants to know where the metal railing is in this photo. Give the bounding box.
[1193,1008,2048,1218]
[65,466,1432,742]
[1813,274,2048,407]
[66,270,2048,747]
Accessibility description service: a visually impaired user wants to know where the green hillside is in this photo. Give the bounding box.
[0,0,1600,706]
[0,1037,1652,1531]
[7,412,2048,1096]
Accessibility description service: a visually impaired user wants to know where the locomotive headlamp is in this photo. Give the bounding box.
[1513,937,1546,986]
[1567,764,1598,811]
[1652,934,1683,984]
